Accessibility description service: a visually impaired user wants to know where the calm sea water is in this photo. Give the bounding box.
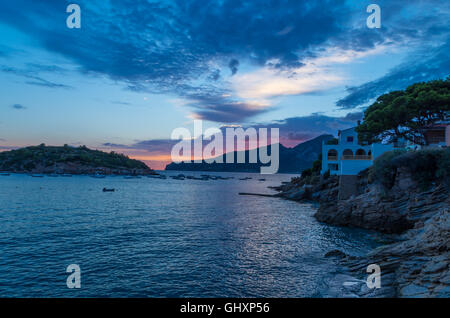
[0,172,383,297]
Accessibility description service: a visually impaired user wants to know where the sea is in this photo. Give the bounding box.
[0,171,384,297]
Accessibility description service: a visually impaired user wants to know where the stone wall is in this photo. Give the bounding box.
[338,175,358,200]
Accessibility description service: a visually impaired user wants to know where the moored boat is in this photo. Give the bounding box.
[124,175,141,179]
[147,174,166,179]
[91,173,106,178]
[170,175,185,180]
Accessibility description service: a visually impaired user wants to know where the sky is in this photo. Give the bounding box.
[0,0,449,169]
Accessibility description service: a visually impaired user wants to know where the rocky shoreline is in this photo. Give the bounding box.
[273,168,449,297]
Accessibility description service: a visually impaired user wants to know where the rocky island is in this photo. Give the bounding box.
[274,148,450,297]
[0,144,157,175]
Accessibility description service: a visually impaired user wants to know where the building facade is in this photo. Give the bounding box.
[321,127,394,176]
[322,123,450,177]
[423,124,450,147]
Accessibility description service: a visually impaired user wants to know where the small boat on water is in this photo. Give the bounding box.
[147,175,166,179]
[216,176,232,180]
[31,174,44,178]
[124,175,141,179]
[258,178,266,181]
[91,173,106,179]
[239,177,252,180]
[170,174,185,180]
[192,176,209,180]
[102,188,115,192]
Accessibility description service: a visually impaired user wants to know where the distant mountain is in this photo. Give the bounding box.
[165,134,333,174]
[0,144,156,175]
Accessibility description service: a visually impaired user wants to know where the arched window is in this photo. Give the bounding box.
[355,149,366,156]
[327,149,338,160]
[342,149,353,160]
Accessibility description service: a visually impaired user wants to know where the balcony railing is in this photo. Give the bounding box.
[341,155,372,160]
[327,156,338,161]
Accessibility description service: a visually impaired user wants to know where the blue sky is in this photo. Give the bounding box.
[0,0,449,168]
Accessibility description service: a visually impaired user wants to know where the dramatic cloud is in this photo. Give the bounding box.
[228,59,240,76]
[11,103,26,110]
[231,47,387,101]
[336,1,450,108]
[0,145,16,151]
[101,112,363,168]
[0,0,448,121]
[187,97,271,123]
[0,65,72,89]
[250,112,363,147]
[101,139,180,169]
[111,101,131,106]
[0,0,379,122]
[337,41,450,108]
[104,139,177,153]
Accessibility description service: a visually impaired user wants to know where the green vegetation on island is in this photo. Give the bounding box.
[0,144,155,175]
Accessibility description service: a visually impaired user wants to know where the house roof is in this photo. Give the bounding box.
[338,126,356,136]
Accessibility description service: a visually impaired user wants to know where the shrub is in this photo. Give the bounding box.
[24,162,36,171]
[312,159,321,173]
[436,148,450,181]
[370,148,450,190]
[391,149,441,189]
[301,168,312,178]
[370,150,406,189]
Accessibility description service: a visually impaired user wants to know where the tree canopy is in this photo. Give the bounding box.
[356,78,450,145]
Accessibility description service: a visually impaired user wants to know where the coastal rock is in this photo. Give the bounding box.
[343,208,450,297]
[275,165,450,297]
[313,172,448,234]
[400,284,429,297]
[283,188,310,201]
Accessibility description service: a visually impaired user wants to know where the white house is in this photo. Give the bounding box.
[321,127,394,176]
[321,122,450,176]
